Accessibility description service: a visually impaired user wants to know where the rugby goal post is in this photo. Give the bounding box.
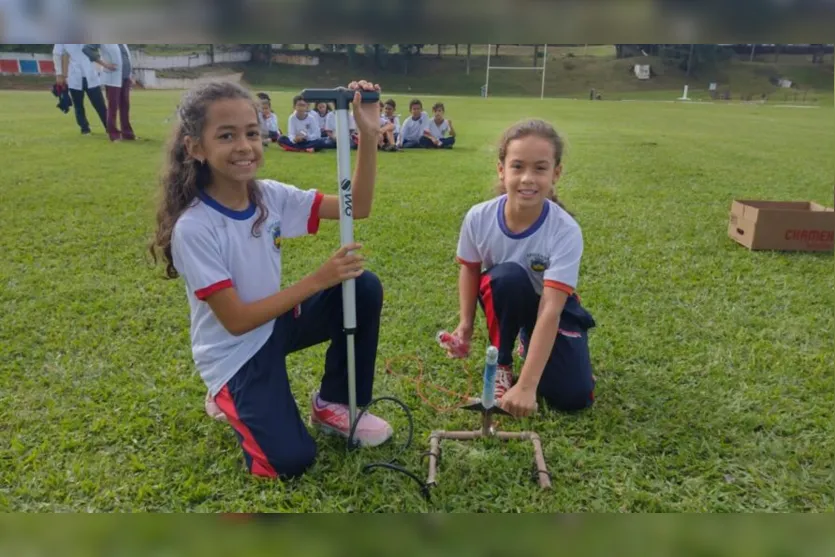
[484,44,548,99]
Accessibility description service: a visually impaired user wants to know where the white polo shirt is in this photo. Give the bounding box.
[53,43,101,90]
[287,112,320,143]
[259,112,279,135]
[311,111,330,133]
[398,111,431,144]
[427,118,450,139]
[456,195,583,296]
[323,111,356,135]
[380,114,401,135]
[171,179,324,396]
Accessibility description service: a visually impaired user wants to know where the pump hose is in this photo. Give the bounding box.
[346,395,432,502]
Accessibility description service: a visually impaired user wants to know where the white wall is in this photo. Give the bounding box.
[132,49,251,70]
[135,69,244,89]
[2,47,251,69]
[0,53,52,61]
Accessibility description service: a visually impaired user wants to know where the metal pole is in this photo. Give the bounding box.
[299,87,380,446]
[334,108,358,434]
[541,44,548,99]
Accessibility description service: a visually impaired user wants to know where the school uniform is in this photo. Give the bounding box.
[380,114,400,145]
[259,111,280,142]
[82,44,135,141]
[456,195,596,411]
[310,111,326,137]
[311,111,336,148]
[52,43,107,134]
[424,118,455,148]
[321,111,357,149]
[279,113,327,152]
[171,180,384,477]
[397,111,431,148]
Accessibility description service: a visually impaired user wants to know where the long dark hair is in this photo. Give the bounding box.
[494,118,571,213]
[149,81,267,279]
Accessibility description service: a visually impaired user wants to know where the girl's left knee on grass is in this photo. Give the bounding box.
[540,383,595,413]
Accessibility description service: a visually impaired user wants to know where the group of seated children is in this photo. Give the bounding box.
[256,92,455,153]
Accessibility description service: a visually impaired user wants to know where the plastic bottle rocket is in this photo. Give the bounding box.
[481,346,499,409]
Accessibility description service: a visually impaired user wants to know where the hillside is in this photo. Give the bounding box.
[3,45,831,105]
[170,50,835,104]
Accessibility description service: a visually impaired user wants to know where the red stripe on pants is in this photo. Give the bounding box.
[479,273,501,349]
[214,386,278,477]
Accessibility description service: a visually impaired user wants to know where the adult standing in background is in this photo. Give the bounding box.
[82,44,137,142]
[52,43,108,135]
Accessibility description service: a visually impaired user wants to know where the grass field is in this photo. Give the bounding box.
[1,87,833,513]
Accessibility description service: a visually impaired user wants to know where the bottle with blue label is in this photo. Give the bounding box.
[481,346,499,409]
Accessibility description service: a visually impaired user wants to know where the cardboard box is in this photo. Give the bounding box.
[728,200,835,252]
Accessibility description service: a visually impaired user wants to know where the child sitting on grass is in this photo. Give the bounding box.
[378,99,400,151]
[257,94,280,145]
[396,99,432,149]
[423,102,456,148]
[278,95,328,152]
[311,101,336,149]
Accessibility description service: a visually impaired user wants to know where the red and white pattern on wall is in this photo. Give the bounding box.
[0,54,55,76]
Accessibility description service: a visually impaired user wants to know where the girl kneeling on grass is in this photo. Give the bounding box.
[446,119,597,418]
[149,79,392,479]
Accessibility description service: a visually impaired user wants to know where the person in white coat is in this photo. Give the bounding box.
[52,44,107,135]
[82,44,136,141]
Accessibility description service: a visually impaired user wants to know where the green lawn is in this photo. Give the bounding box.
[1,88,832,512]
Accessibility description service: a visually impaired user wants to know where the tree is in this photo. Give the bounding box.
[811,44,826,64]
[367,44,391,70]
[685,43,695,76]
[466,44,472,75]
[395,44,425,75]
[655,44,730,75]
[246,44,272,64]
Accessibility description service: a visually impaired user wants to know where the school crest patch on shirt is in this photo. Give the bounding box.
[268,221,282,251]
[528,253,549,273]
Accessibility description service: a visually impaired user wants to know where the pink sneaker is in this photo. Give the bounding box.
[495,365,514,401]
[205,391,227,422]
[310,392,393,447]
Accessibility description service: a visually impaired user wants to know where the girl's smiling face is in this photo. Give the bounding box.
[498,135,561,210]
[187,98,264,186]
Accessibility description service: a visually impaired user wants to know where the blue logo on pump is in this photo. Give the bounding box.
[341,179,353,216]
